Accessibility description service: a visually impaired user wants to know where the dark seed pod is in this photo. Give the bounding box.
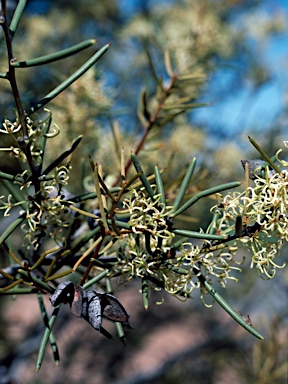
[49,281,75,307]
[71,285,85,317]
[96,292,130,325]
[50,282,131,338]
[241,159,276,180]
[80,288,88,318]
[82,290,102,331]
[241,159,265,180]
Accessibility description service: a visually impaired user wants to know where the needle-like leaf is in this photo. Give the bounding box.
[29,44,110,114]
[9,0,27,37]
[172,157,197,213]
[11,39,96,67]
[172,181,242,217]
[131,153,155,199]
[196,271,264,340]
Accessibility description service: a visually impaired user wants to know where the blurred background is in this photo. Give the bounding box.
[0,0,287,383]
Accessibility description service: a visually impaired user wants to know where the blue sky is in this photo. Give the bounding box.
[23,0,288,147]
[117,0,288,144]
[194,0,288,142]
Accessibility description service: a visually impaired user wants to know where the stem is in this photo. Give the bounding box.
[113,75,178,186]
[79,235,105,286]
[0,2,41,198]
[1,3,26,134]
[132,75,178,159]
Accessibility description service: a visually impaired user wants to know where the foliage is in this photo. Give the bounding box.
[0,0,287,377]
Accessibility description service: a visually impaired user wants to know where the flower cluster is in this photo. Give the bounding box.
[0,110,58,164]
[115,233,197,299]
[20,173,73,249]
[0,119,22,134]
[117,188,176,289]
[179,242,242,286]
[123,188,174,240]
[113,150,288,301]
[0,194,23,216]
[212,152,287,278]
[114,187,242,299]
[0,112,73,250]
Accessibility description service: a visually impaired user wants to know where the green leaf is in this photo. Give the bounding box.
[93,164,108,230]
[138,88,151,122]
[107,219,131,230]
[83,269,110,289]
[29,43,110,114]
[0,287,37,294]
[207,213,219,235]
[131,153,155,199]
[172,228,225,240]
[197,272,264,340]
[36,306,61,371]
[0,214,26,247]
[162,102,209,110]
[157,110,186,126]
[146,49,162,86]
[11,39,96,67]
[163,261,188,275]
[171,181,242,217]
[164,49,174,77]
[9,0,27,37]
[44,269,74,281]
[248,136,281,174]
[177,73,206,81]
[0,171,22,182]
[37,294,60,366]
[172,157,197,213]
[142,276,149,310]
[0,278,23,292]
[115,322,126,345]
[1,179,27,209]
[42,135,82,175]
[17,269,54,293]
[154,165,166,206]
[37,110,52,172]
